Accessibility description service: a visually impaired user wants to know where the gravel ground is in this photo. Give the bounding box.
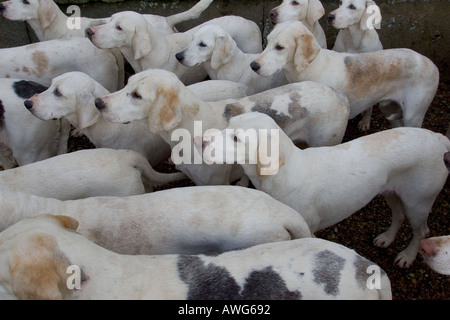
[68,82,449,300]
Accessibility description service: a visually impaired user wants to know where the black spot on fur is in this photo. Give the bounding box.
[13,80,48,99]
[251,104,292,128]
[0,100,4,121]
[177,255,301,300]
[223,103,245,122]
[353,255,373,290]
[313,250,345,296]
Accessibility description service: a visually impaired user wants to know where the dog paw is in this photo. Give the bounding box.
[357,120,370,132]
[394,250,416,268]
[373,233,394,248]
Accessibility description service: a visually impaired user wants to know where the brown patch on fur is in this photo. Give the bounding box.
[294,32,320,72]
[223,103,244,122]
[157,88,180,127]
[9,234,71,299]
[45,214,79,231]
[22,66,30,74]
[31,51,49,78]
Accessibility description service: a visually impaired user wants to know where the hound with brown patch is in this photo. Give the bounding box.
[201,112,450,268]
[0,37,120,92]
[0,215,392,300]
[94,69,349,185]
[269,0,327,48]
[251,21,439,128]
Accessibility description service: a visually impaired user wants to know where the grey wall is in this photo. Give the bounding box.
[1,0,449,81]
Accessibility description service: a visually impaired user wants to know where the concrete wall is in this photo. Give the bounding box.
[1,0,449,81]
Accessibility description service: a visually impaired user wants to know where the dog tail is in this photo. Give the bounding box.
[132,151,187,192]
[165,0,213,30]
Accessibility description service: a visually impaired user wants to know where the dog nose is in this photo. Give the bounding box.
[86,28,95,39]
[250,61,261,72]
[175,52,185,63]
[327,13,336,25]
[0,3,5,12]
[269,9,278,23]
[420,239,437,257]
[24,100,33,110]
[94,98,106,111]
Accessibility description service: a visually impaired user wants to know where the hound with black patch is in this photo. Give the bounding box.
[201,112,450,268]
[0,78,69,168]
[0,215,391,300]
[251,21,439,128]
[94,69,349,185]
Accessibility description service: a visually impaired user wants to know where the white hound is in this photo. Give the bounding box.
[201,112,450,268]
[269,0,327,48]
[176,24,288,95]
[0,78,69,169]
[94,69,349,185]
[328,0,384,131]
[251,21,439,128]
[0,0,213,39]
[0,148,186,199]
[0,185,311,255]
[0,215,392,300]
[0,37,120,92]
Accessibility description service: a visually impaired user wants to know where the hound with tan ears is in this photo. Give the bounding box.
[201,112,450,268]
[94,69,349,185]
[0,185,312,255]
[0,148,186,199]
[0,215,393,300]
[328,0,384,131]
[268,0,327,48]
[0,0,214,40]
[176,24,288,95]
[251,21,439,129]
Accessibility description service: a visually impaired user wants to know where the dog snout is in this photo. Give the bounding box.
[269,9,278,24]
[24,99,33,110]
[0,3,5,13]
[86,28,95,40]
[327,13,336,26]
[94,97,106,111]
[175,51,185,63]
[420,239,437,257]
[250,61,261,72]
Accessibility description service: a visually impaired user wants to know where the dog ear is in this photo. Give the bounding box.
[256,130,285,177]
[360,0,382,31]
[211,35,233,70]
[293,26,321,74]
[37,0,57,30]
[132,24,152,61]
[45,214,80,231]
[76,90,101,130]
[147,87,182,133]
[306,0,325,27]
[8,233,71,300]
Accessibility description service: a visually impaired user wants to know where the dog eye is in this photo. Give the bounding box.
[199,42,207,47]
[275,45,284,51]
[132,91,142,99]
[22,0,30,4]
[291,1,299,5]
[116,25,122,31]
[348,4,356,9]
[54,88,62,97]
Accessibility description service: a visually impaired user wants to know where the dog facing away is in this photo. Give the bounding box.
[328,0,384,131]
[0,78,69,169]
[176,24,288,95]
[269,0,327,48]
[0,215,393,300]
[420,235,450,275]
[251,21,439,128]
[0,37,120,92]
[0,185,312,256]
[0,148,186,199]
[94,69,350,185]
[201,112,450,267]
[0,0,214,40]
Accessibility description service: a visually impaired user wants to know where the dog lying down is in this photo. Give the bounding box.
[201,112,450,268]
[420,235,450,275]
[0,185,311,255]
[0,215,392,300]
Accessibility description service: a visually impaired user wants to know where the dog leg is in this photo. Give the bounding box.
[378,100,403,128]
[358,107,373,131]
[374,191,405,248]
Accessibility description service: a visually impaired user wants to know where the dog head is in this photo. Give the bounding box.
[0,0,57,29]
[95,69,190,133]
[25,72,107,130]
[328,0,382,30]
[269,0,325,27]
[87,11,152,60]
[176,24,234,70]
[251,21,321,77]
[0,214,80,299]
